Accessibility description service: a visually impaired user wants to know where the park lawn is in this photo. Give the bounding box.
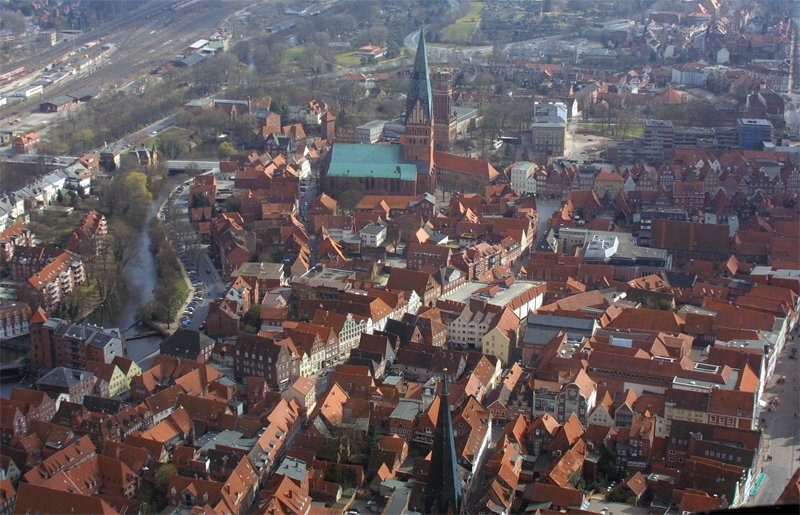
[29,210,80,245]
[577,122,644,138]
[171,275,189,322]
[625,125,644,138]
[282,44,306,71]
[148,127,190,147]
[75,284,100,318]
[441,0,485,42]
[335,51,362,66]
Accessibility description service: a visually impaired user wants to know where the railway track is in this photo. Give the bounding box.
[2,1,240,118]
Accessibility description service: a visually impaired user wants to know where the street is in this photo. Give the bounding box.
[168,175,229,333]
[750,335,800,505]
[533,198,560,248]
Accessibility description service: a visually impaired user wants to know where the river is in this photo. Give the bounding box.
[87,186,173,366]
[0,183,173,398]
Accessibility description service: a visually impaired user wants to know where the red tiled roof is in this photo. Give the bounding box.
[528,482,583,507]
[777,467,800,505]
[434,151,500,180]
[14,483,117,514]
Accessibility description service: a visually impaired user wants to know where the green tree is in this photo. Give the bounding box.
[67,190,80,208]
[102,172,153,228]
[154,463,177,494]
[337,185,365,214]
[191,193,210,209]
[156,282,184,326]
[218,140,236,158]
[241,304,261,333]
[156,132,185,159]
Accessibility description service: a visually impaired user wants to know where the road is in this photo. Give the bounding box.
[403,28,564,62]
[533,199,560,248]
[168,172,229,333]
[751,333,800,505]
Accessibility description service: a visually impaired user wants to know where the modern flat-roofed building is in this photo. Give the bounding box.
[550,227,672,269]
[438,279,545,320]
[356,120,388,144]
[738,118,772,150]
[530,103,567,158]
[643,119,674,163]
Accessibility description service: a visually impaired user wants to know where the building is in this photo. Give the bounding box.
[35,367,96,402]
[352,45,387,59]
[234,334,299,390]
[509,161,536,195]
[448,305,496,351]
[159,329,215,363]
[439,279,545,320]
[643,119,674,163]
[650,220,730,264]
[65,210,107,256]
[323,29,497,197]
[593,170,626,198]
[356,120,388,144]
[360,222,387,248]
[322,144,420,195]
[530,103,567,158]
[433,69,457,151]
[738,118,772,150]
[532,370,597,426]
[434,151,502,193]
[406,242,452,272]
[323,30,435,196]
[30,318,125,371]
[481,308,521,365]
[551,227,671,269]
[11,132,40,154]
[39,95,76,113]
[0,302,32,340]
[401,29,435,192]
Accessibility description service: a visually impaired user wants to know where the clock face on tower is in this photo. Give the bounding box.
[568,387,578,400]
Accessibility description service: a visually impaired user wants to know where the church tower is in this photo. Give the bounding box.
[402,28,435,193]
[433,68,457,151]
[423,371,463,514]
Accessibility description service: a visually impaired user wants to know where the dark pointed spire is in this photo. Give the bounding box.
[423,369,463,514]
[406,27,432,121]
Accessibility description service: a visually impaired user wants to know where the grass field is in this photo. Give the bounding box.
[148,127,191,147]
[335,51,362,66]
[441,1,485,42]
[577,122,644,138]
[282,44,306,70]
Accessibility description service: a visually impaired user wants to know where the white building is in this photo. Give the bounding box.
[356,120,388,144]
[14,84,43,98]
[449,306,495,351]
[360,222,387,248]
[509,161,536,195]
[530,103,567,158]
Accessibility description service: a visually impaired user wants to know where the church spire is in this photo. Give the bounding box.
[423,370,463,514]
[406,27,432,122]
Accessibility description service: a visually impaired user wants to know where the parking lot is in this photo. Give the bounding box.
[160,176,228,332]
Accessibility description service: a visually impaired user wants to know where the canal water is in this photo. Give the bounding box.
[87,186,173,366]
[0,183,176,397]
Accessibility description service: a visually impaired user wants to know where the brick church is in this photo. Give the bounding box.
[322,30,496,197]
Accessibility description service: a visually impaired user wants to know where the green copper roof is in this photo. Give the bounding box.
[406,28,432,121]
[327,144,418,181]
